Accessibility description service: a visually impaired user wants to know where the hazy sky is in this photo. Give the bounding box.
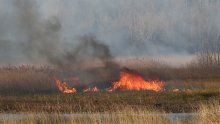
[0,0,220,65]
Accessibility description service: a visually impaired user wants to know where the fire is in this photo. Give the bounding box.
[55,79,77,93]
[54,68,164,93]
[109,68,164,91]
[83,86,100,92]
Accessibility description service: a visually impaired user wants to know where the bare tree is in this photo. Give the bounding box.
[196,29,220,68]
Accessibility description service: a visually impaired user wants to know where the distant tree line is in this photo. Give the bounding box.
[196,30,220,68]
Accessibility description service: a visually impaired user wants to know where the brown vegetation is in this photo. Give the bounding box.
[0,91,219,113]
[0,61,220,95]
[0,101,219,124]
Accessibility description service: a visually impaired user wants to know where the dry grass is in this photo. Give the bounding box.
[0,64,220,95]
[165,79,220,91]
[1,91,220,113]
[0,61,220,123]
[1,101,220,124]
[189,101,220,124]
[0,107,170,124]
[0,65,55,94]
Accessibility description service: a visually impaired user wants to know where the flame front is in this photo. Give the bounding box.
[109,68,164,91]
[83,86,99,92]
[54,68,163,93]
[55,79,77,93]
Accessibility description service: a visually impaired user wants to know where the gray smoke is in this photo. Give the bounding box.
[10,0,116,70]
[0,0,220,65]
[52,35,116,69]
[53,35,120,86]
[14,0,62,65]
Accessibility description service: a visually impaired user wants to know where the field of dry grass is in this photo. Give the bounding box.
[1,91,219,113]
[0,64,220,123]
[189,101,220,124]
[0,108,170,124]
[0,65,219,112]
[0,64,220,94]
[0,65,56,95]
[0,101,219,124]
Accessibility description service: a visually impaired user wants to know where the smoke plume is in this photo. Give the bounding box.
[9,0,116,71]
[0,0,220,66]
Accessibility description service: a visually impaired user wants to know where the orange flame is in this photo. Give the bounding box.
[83,86,100,92]
[109,68,164,91]
[55,79,77,93]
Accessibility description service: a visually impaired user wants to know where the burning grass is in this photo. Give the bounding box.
[0,64,219,123]
[0,65,220,114]
[54,67,164,93]
[55,78,77,93]
[0,64,220,95]
[109,68,164,91]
